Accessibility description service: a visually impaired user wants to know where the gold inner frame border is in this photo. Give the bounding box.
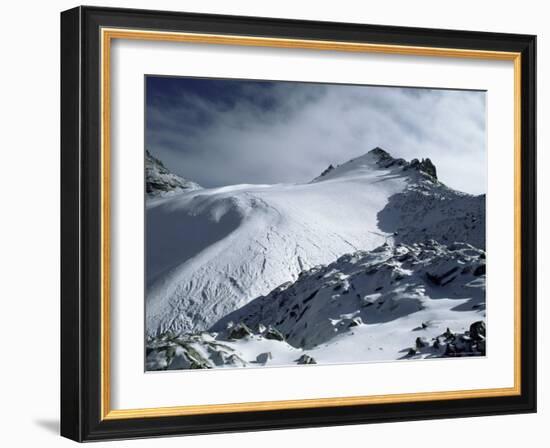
[99,27,522,421]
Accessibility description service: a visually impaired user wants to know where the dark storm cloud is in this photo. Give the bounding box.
[146,76,486,194]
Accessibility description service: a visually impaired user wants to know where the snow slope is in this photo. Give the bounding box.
[378,182,485,250]
[146,240,486,370]
[146,147,485,339]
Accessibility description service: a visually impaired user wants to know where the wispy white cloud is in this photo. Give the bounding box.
[146,78,486,194]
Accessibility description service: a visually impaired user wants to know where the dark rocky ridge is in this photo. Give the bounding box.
[317,147,438,181]
[146,150,201,196]
[370,147,437,180]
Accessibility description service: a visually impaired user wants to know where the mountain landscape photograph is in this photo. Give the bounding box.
[144,76,487,371]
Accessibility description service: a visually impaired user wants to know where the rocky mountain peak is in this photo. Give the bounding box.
[317,164,335,178]
[369,146,394,162]
[405,157,437,179]
[146,150,201,197]
[369,147,437,179]
[314,147,438,182]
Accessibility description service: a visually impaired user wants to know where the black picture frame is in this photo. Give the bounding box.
[61,5,536,442]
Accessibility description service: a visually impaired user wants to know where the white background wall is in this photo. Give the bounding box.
[0,0,546,446]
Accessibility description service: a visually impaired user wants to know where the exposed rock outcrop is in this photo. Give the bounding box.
[146,150,201,196]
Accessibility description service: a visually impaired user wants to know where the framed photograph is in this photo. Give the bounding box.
[60,6,537,441]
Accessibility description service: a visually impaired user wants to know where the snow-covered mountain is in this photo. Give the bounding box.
[146,150,201,196]
[145,147,485,341]
[378,180,485,250]
[213,240,485,354]
[146,240,486,370]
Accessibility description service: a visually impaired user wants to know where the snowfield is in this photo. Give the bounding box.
[144,147,486,370]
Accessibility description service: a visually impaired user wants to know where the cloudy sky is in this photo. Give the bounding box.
[146,76,486,194]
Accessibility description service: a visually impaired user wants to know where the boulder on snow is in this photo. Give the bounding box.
[469,321,486,340]
[229,323,253,340]
[433,322,487,357]
[264,326,285,341]
[224,354,248,367]
[348,317,363,327]
[256,352,272,364]
[296,354,317,365]
[442,328,456,341]
[145,346,175,370]
[415,337,429,349]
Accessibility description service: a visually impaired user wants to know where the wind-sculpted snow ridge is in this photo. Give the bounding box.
[145,147,485,339]
[146,240,486,370]
[146,150,201,197]
[146,148,408,336]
